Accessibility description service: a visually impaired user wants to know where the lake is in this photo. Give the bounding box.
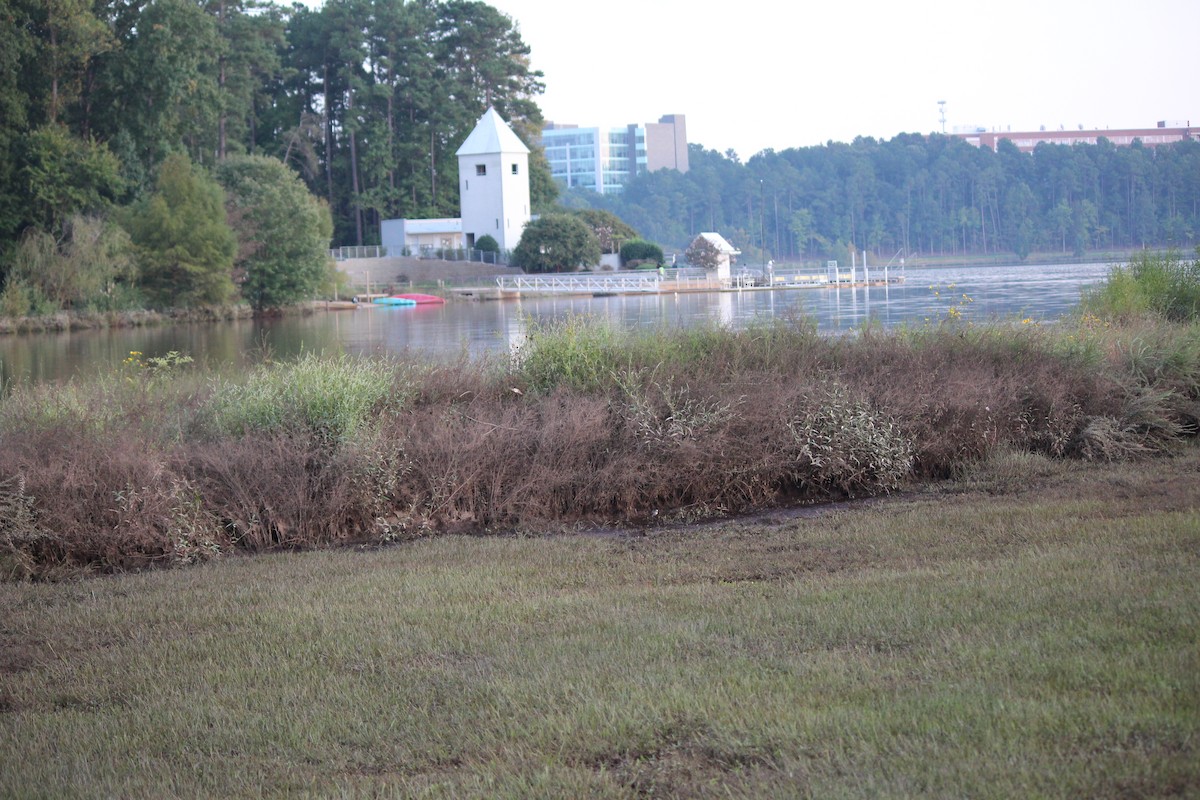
[0,262,1113,387]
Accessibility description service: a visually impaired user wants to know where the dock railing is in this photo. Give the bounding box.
[497,268,709,294]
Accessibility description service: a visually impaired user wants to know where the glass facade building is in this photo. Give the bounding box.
[540,115,686,195]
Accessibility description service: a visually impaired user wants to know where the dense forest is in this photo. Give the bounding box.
[0,0,553,307]
[566,134,1200,263]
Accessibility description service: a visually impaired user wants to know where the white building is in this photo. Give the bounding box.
[379,218,462,252]
[690,232,740,282]
[380,108,531,254]
[457,107,531,252]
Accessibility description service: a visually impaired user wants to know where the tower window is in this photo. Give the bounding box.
[511,163,519,175]
[476,164,487,176]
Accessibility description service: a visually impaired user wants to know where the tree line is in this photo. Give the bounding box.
[0,0,552,312]
[4,0,1197,306]
[565,134,1200,263]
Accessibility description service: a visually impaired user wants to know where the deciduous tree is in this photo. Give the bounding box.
[124,154,236,307]
[216,154,333,309]
[511,214,599,273]
[571,208,638,254]
[684,235,723,271]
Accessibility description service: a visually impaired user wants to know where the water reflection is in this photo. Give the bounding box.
[1,262,1111,387]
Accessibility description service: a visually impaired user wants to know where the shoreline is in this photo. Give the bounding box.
[0,303,318,337]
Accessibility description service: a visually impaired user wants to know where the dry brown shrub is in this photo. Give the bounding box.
[377,370,914,532]
[830,334,1123,476]
[178,433,379,551]
[382,390,622,529]
[0,429,221,576]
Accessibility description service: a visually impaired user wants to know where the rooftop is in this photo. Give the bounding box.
[456,108,530,157]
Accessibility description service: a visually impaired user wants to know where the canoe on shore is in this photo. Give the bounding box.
[391,293,446,305]
[372,296,417,307]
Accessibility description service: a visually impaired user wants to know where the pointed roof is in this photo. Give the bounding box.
[456,107,530,157]
[696,232,740,254]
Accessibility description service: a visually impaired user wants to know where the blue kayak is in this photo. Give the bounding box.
[372,297,418,307]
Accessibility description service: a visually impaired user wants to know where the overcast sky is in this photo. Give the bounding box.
[480,0,1197,158]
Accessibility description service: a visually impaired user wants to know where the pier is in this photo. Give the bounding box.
[491,264,905,298]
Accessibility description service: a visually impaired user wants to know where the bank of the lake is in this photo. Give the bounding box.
[3,304,1198,579]
[0,304,259,337]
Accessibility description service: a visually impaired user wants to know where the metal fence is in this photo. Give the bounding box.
[329,245,390,261]
[329,245,511,264]
[496,268,709,294]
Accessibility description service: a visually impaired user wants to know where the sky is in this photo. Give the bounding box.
[479,0,1198,158]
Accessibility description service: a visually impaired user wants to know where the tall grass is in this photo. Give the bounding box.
[196,352,408,443]
[513,313,822,393]
[1,313,1198,578]
[1081,249,1200,322]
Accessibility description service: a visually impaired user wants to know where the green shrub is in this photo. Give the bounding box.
[0,277,55,318]
[475,234,500,253]
[619,239,664,267]
[1082,250,1200,322]
[511,214,600,273]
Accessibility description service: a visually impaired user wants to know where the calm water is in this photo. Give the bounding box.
[0,262,1112,386]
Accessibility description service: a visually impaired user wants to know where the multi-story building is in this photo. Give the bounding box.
[540,114,689,194]
[956,120,1194,153]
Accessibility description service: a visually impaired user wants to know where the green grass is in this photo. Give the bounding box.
[197,352,410,442]
[3,445,1197,798]
[1081,249,1200,323]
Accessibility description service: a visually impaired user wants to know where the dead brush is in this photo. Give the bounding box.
[0,428,219,576]
[3,316,1198,577]
[383,390,623,528]
[178,433,379,551]
[613,368,741,450]
[836,329,1124,475]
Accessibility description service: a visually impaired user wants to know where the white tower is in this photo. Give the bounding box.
[456,108,531,252]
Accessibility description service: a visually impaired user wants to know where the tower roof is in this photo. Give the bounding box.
[456,108,530,157]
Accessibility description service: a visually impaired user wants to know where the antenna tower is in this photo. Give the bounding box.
[938,100,947,134]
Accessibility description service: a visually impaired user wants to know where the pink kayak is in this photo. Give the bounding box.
[390,293,446,305]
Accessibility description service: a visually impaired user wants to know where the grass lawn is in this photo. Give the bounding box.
[2,446,1198,798]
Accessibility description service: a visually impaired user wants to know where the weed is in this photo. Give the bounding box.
[197,352,403,444]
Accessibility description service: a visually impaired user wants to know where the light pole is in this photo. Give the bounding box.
[759,179,766,271]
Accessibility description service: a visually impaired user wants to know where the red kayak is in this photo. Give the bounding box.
[390,293,446,305]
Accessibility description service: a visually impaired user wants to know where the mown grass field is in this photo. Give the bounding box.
[3,446,1197,798]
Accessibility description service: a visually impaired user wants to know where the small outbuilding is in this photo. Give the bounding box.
[687,232,741,282]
